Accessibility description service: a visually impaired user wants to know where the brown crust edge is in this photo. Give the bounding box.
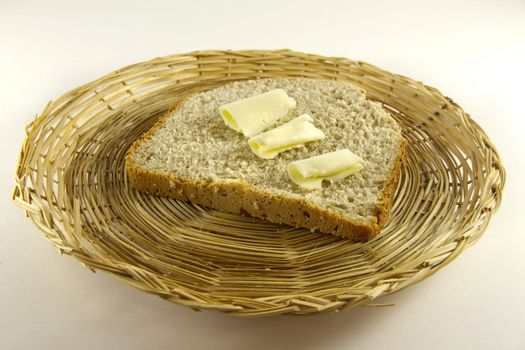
[375,137,407,228]
[125,103,406,242]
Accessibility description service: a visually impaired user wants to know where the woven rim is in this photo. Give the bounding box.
[13,50,505,316]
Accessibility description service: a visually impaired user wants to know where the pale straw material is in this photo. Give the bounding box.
[13,50,505,316]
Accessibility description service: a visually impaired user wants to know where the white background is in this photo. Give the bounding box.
[1,1,524,349]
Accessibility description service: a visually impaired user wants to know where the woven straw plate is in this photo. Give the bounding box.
[13,50,505,316]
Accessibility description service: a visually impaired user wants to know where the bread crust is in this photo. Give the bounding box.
[125,103,405,242]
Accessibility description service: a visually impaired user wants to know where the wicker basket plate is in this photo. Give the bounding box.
[13,50,505,316]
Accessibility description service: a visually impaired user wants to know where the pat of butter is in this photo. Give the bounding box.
[219,89,296,137]
[287,149,364,189]
[248,114,325,159]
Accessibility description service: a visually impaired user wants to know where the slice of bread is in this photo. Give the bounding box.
[126,78,406,242]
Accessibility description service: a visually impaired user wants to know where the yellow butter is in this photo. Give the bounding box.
[287,149,364,189]
[248,114,325,159]
[219,89,296,137]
